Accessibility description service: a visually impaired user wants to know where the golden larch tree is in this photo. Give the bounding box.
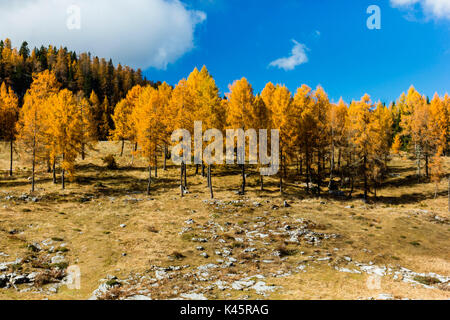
[0,83,19,176]
[45,89,83,189]
[16,70,61,192]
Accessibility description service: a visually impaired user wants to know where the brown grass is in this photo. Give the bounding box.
[0,142,449,300]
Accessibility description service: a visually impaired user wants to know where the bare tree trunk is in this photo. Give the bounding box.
[120,139,124,157]
[81,143,86,160]
[163,145,167,171]
[208,165,214,199]
[279,149,283,194]
[184,162,187,189]
[260,175,264,191]
[416,143,421,181]
[328,140,335,190]
[363,154,368,203]
[202,163,205,177]
[306,150,311,192]
[241,163,246,195]
[61,153,65,190]
[337,148,342,172]
[317,151,321,197]
[147,165,152,195]
[31,136,36,193]
[154,153,158,178]
[9,140,13,177]
[52,159,57,184]
[180,162,184,197]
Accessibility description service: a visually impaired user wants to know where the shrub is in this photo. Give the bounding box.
[102,154,118,170]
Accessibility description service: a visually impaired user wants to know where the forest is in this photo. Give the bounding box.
[0,38,449,204]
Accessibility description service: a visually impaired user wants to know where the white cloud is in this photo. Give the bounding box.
[269,40,308,71]
[390,0,450,20]
[0,0,206,70]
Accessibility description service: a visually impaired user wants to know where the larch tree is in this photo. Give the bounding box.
[45,89,83,189]
[100,97,111,141]
[16,70,61,192]
[191,66,223,198]
[75,91,96,160]
[327,98,348,189]
[250,95,270,191]
[89,91,102,140]
[156,82,173,175]
[131,86,165,194]
[400,86,430,178]
[429,93,448,155]
[391,135,402,155]
[370,102,393,196]
[311,86,331,196]
[269,85,292,194]
[111,85,143,156]
[169,79,196,195]
[226,78,255,195]
[346,94,375,202]
[0,83,19,176]
[291,85,315,191]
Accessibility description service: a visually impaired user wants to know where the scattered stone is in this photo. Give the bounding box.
[180,293,207,300]
[125,295,152,300]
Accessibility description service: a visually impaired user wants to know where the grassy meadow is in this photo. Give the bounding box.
[0,141,449,300]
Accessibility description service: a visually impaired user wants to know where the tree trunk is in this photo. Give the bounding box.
[425,153,429,178]
[52,160,56,184]
[363,154,368,203]
[317,151,321,197]
[208,166,214,199]
[81,143,86,160]
[202,163,205,177]
[416,143,421,181]
[260,175,264,191]
[180,162,184,197]
[328,141,335,190]
[147,165,152,195]
[184,162,187,189]
[61,153,65,190]
[163,145,167,171]
[306,150,311,192]
[279,149,283,194]
[337,148,342,172]
[120,139,124,157]
[154,153,158,178]
[241,163,246,195]
[9,140,13,177]
[31,144,36,193]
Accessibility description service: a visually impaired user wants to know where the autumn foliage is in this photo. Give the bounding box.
[0,59,448,201]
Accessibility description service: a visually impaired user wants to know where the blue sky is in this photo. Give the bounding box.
[1,0,448,104]
[145,0,450,104]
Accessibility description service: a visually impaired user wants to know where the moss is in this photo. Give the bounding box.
[409,241,421,247]
[413,276,441,286]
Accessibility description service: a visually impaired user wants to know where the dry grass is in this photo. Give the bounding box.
[0,142,449,300]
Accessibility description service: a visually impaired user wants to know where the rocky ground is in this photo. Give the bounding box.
[86,199,450,301]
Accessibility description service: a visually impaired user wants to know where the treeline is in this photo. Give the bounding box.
[0,66,449,201]
[0,38,154,139]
